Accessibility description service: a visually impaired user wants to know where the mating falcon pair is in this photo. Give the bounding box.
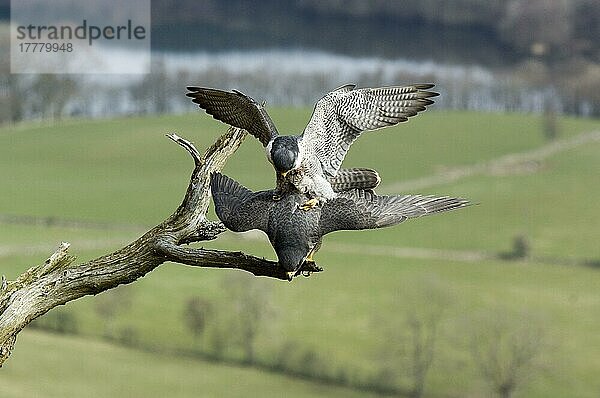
[187,84,470,280]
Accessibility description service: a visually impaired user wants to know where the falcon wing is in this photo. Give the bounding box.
[320,189,469,235]
[301,84,438,177]
[187,87,278,146]
[210,173,274,233]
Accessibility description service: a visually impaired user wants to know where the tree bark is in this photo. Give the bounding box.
[0,127,320,367]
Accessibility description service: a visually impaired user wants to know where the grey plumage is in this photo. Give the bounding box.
[211,173,470,277]
[188,84,437,202]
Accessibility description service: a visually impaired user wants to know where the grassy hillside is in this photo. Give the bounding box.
[0,111,599,397]
[0,330,379,398]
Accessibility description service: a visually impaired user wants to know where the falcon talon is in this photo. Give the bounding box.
[300,198,320,211]
[313,264,323,272]
[302,260,322,273]
[272,194,282,201]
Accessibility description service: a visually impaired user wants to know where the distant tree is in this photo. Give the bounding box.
[0,25,25,123]
[130,57,179,114]
[542,103,559,141]
[374,275,452,398]
[94,285,134,339]
[205,316,230,359]
[468,308,546,398]
[30,307,78,334]
[0,76,25,123]
[511,235,530,259]
[558,59,600,116]
[221,272,275,364]
[183,296,212,346]
[500,235,530,260]
[29,74,78,120]
[116,326,139,347]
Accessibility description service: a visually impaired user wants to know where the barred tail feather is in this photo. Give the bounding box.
[328,168,381,192]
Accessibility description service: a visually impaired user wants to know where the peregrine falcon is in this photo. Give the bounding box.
[188,84,438,209]
[210,173,470,280]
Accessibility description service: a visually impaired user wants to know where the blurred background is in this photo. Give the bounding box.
[0,1,598,397]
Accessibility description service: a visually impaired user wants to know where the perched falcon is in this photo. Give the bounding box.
[211,173,470,280]
[188,84,438,209]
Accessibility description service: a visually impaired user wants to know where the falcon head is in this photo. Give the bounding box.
[276,239,310,279]
[267,136,301,176]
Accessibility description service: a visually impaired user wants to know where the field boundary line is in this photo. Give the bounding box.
[0,238,131,258]
[0,214,148,231]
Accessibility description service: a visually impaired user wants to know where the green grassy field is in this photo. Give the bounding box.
[1,111,599,397]
[0,330,379,398]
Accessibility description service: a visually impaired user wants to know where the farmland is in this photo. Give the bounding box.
[0,110,598,397]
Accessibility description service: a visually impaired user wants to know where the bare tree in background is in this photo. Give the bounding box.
[183,296,212,348]
[0,25,23,123]
[542,107,558,141]
[30,307,78,335]
[499,234,531,261]
[130,57,189,115]
[27,74,77,120]
[94,284,134,339]
[542,94,560,141]
[222,272,275,364]
[374,275,452,398]
[469,308,546,398]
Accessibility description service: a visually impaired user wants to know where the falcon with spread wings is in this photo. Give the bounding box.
[211,173,469,280]
[188,84,438,210]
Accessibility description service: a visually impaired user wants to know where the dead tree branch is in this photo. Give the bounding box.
[0,127,311,367]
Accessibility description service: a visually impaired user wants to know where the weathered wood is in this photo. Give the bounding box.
[0,127,319,367]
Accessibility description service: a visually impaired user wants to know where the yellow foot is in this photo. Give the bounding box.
[272,194,282,201]
[300,198,319,211]
[286,271,295,281]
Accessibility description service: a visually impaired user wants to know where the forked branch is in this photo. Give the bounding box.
[0,127,315,367]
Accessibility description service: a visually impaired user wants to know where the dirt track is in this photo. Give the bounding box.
[380,130,600,193]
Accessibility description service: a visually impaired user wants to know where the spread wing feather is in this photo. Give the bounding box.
[320,189,469,235]
[302,84,438,177]
[210,173,274,233]
[187,87,278,146]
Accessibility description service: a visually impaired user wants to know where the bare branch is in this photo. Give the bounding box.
[156,242,286,279]
[0,126,315,367]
